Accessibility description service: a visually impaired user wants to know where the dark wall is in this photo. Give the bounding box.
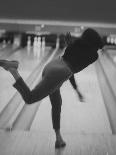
[0,0,116,23]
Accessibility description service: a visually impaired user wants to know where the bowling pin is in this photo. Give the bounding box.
[56,37,60,50]
[27,36,31,54]
[33,36,38,57]
[107,36,110,44]
[41,37,45,57]
[2,40,6,48]
[36,36,41,58]
[110,37,114,44]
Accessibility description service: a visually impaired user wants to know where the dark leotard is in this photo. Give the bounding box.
[62,38,98,73]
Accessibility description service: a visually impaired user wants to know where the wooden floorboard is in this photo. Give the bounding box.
[0,48,115,154]
[0,129,115,155]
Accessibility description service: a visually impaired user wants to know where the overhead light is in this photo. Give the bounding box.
[80,26,84,30]
[41,24,45,28]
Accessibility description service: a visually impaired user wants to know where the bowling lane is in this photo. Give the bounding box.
[96,48,116,134]
[0,44,20,59]
[0,44,11,54]
[0,41,9,50]
[0,46,52,113]
[106,48,116,64]
[30,61,112,134]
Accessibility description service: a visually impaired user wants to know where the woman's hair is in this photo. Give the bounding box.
[81,28,104,49]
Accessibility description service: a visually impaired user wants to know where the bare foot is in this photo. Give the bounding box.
[55,139,66,149]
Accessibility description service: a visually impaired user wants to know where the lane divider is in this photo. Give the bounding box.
[95,53,116,134]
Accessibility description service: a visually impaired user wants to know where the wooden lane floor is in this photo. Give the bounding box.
[0,49,115,154]
[0,129,115,155]
[0,44,20,59]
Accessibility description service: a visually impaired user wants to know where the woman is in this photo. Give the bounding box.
[0,28,104,148]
